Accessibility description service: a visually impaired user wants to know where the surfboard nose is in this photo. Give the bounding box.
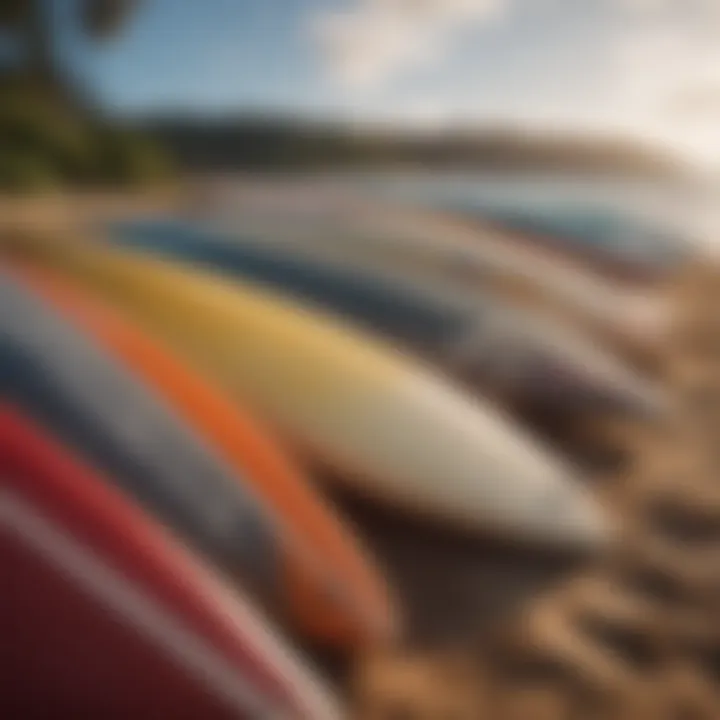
[503,317,669,423]
[524,477,611,555]
[583,378,669,420]
[528,357,668,420]
[459,421,611,554]
[283,547,401,649]
[575,354,670,421]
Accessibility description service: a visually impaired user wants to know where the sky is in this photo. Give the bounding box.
[62,0,720,168]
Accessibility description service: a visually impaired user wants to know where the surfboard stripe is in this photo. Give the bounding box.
[0,490,284,718]
[0,406,342,719]
[0,270,283,607]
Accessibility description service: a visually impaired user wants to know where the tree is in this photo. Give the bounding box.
[0,0,173,191]
[81,0,138,39]
[0,0,138,84]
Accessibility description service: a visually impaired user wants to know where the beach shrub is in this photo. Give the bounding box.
[95,128,176,186]
[0,97,97,182]
[0,77,177,191]
[0,146,60,192]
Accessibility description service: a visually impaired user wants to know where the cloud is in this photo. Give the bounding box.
[607,0,720,164]
[669,86,720,118]
[310,0,720,166]
[312,0,504,90]
[613,0,720,18]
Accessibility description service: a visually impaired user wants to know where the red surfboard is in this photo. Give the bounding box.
[0,406,342,719]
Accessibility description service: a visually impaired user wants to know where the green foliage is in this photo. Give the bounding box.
[0,146,60,193]
[0,93,97,181]
[95,128,176,185]
[0,79,177,192]
[0,1,156,192]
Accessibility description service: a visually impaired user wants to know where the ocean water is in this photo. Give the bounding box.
[346,171,711,274]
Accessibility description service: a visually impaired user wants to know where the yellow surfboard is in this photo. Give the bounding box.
[3,233,607,552]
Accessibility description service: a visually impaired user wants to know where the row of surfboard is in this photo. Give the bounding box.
[345,175,691,282]
[207,180,674,350]
[0,196,675,717]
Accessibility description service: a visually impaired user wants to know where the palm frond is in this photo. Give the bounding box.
[81,0,138,39]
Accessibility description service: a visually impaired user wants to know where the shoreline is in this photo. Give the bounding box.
[0,185,190,237]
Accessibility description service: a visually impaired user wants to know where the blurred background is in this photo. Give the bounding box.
[0,0,718,212]
[4,2,720,718]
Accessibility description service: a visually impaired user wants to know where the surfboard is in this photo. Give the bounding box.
[0,405,341,719]
[2,234,609,552]
[203,195,669,353]
[8,260,396,650]
[445,201,687,282]
[107,219,667,420]
[339,175,689,282]
[0,268,333,633]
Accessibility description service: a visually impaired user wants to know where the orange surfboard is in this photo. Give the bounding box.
[8,260,397,651]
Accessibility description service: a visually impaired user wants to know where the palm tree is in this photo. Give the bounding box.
[0,0,138,84]
[0,0,157,191]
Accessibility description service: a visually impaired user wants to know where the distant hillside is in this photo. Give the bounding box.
[140,115,686,179]
[0,74,175,192]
